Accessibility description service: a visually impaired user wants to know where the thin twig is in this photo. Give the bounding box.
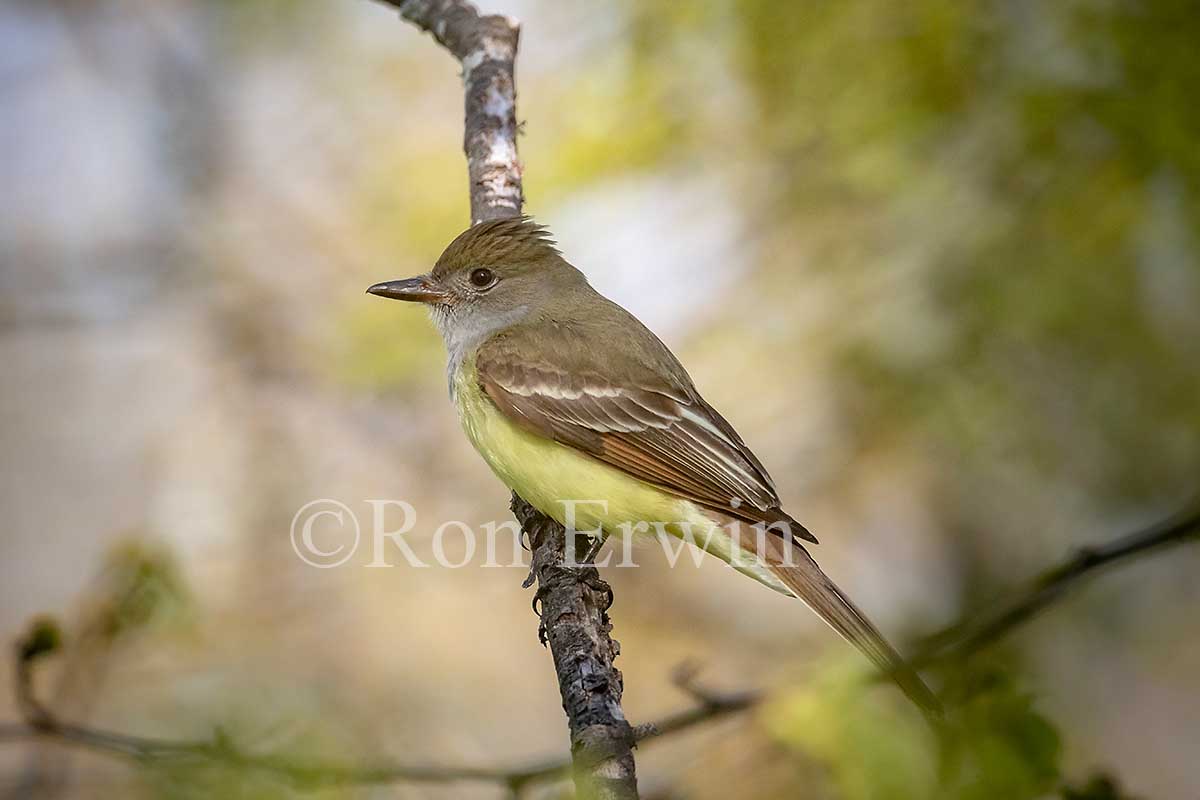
[912,501,1200,667]
[1,626,745,794]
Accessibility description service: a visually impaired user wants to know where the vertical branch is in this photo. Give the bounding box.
[387,0,523,223]
[514,497,638,800]
[377,1,639,796]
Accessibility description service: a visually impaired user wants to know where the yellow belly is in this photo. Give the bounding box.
[452,356,789,594]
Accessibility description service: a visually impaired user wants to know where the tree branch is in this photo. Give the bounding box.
[513,496,638,799]
[1,619,744,796]
[375,0,523,224]
[911,500,1200,666]
[374,1,636,796]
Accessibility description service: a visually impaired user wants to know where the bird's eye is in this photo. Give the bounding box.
[469,268,496,289]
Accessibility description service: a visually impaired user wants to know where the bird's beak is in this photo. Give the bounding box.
[365,275,448,305]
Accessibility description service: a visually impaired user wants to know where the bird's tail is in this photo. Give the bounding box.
[762,533,941,715]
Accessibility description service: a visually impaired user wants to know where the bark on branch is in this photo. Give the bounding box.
[513,497,638,799]
[379,0,523,224]
[376,1,638,796]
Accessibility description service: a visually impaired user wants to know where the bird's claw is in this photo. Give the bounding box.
[529,565,614,644]
[584,572,614,612]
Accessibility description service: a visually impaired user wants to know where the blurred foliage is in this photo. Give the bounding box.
[333,299,444,393]
[533,58,683,202]
[336,148,463,393]
[140,719,359,800]
[208,0,338,52]
[938,667,1062,800]
[764,660,939,799]
[721,0,1200,509]
[92,541,192,639]
[18,617,63,664]
[143,763,303,800]
[765,658,1066,800]
[1061,773,1142,800]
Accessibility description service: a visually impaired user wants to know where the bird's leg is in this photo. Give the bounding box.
[529,532,614,642]
[573,532,614,612]
[579,532,607,565]
[530,570,613,643]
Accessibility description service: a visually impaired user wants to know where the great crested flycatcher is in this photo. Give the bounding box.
[368,217,938,712]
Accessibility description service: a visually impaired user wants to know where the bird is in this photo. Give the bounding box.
[367,216,939,713]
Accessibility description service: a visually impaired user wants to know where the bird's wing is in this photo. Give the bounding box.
[474,324,814,541]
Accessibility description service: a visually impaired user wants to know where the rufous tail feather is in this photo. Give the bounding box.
[763,533,941,715]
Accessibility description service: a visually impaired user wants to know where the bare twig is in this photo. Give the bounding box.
[1,621,743,795]
[637,663,760,741]
[912,501,1200,667]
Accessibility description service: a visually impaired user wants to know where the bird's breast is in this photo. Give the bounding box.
[451,354,684,531]
[450,359,790,593]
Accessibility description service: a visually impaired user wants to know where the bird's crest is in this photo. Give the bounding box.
[433,216,560,276]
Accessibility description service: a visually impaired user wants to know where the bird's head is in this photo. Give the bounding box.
[367,217,586,344]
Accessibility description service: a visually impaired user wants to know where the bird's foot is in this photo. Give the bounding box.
[530,566,614,645]
[574,534,606,566]
[579,570,614,612]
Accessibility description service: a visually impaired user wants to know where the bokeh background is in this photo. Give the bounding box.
[2,1,1198,798]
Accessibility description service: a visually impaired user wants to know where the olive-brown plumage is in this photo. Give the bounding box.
[368,217,940,713]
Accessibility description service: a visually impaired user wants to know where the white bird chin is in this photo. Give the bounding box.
[432,302,531,395]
